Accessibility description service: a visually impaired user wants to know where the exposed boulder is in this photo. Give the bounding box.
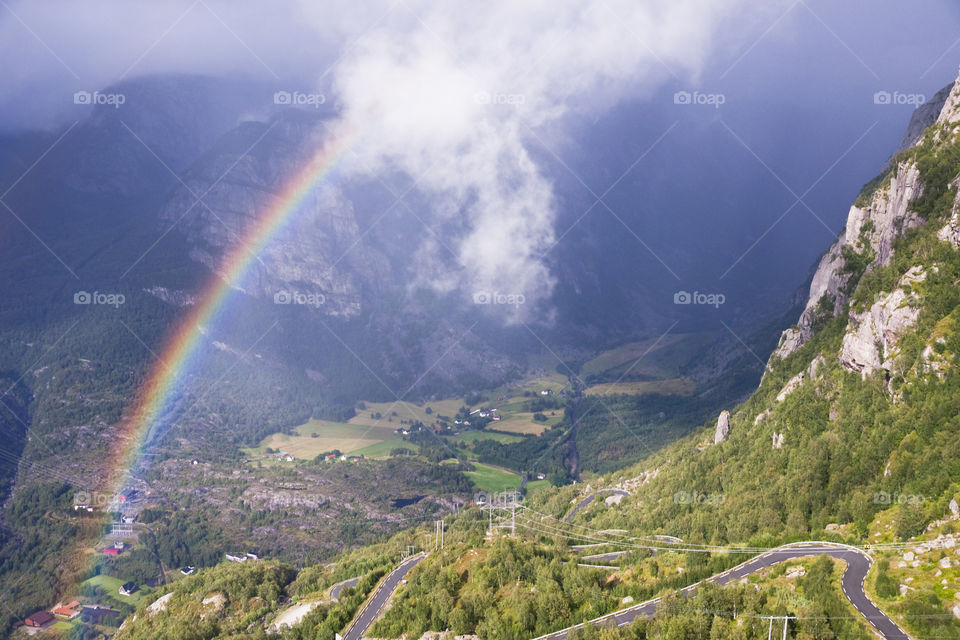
[776,371,805,402]
[713,410,730,445]
[951,498,959,518]
[839,266,926,376]
[938,182,960,248]
[772,432,785,450]
[937,66,960,125]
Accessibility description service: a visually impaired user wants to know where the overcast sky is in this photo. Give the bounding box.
[3,0,960,321]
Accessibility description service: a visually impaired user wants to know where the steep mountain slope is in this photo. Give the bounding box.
[102,69,960,640]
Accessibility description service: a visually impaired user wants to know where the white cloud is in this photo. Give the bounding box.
[323,0,789,319]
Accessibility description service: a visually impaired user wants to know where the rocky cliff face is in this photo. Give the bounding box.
[839,265,926,376]
[771,70,959,364]
[159,114,390,318]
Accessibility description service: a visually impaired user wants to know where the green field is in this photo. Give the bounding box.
[465,463,522,492]
[350,399,465,427]
[584,377,696,397]
[82,574,148,604]
[494,411,561,435]
[523,479,551,492]
[248,419,408,460]
[452,430,524,445]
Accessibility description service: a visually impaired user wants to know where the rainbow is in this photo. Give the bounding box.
[104,131,353,497]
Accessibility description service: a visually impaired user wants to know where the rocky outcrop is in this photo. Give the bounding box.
[937,66,960,125]
[839,266,926,376]
[891,80,954,159]
[713,410,730,444]
[160,114,388,318]
[771,70,960,364]
[772,162,924,361]
[938,183,960,248]
[772,432,785,449]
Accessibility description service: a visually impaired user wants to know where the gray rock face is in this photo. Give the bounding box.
[938,185,960,249]
[772,432,785,450]
[891,81,954,159]
[937,66,960,125]
[839,266,926,376]
[770,70,960,366]
[159,117,388,318]
[713,410,730,445]
[771,161,923,362]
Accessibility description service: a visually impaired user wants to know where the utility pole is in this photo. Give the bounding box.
[434,520,445,550]
[761,616,794,640]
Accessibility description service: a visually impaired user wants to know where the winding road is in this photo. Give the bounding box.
[533,542,909,640]
[342,553,426,640]
[330,576,360,601]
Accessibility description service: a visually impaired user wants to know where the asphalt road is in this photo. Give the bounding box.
[342,553,425,640]
[330,576,360,601]
[533,542,909,640]
[563,490,630,522]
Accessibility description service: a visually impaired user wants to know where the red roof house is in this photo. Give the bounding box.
[25,610,54,627]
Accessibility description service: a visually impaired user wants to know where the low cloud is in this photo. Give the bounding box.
[326,0,788,318]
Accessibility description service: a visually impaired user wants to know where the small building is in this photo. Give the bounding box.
[536,473,546,480]
[492,414,501,421]
[121,515,136,524]
[225,553,246,563]
[181,566,195,575]
[52,601,83,619]
[119,581,138,596]
[102,546,120,556]
[245,552,260,561]
[540,389,551,395]
[25,610,54,627]
[281,454,295,462]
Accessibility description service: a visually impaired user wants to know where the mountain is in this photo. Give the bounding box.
[99,67,960,640]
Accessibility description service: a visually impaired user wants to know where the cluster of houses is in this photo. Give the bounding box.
[321,453,364,462]
[260,451,296,462]
[22,601,119,631]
